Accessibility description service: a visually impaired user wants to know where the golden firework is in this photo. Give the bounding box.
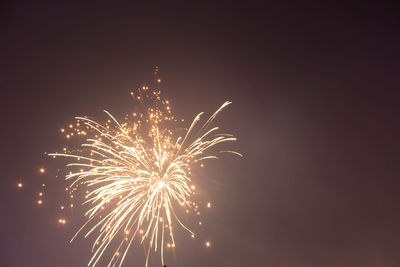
[50,82,241,267]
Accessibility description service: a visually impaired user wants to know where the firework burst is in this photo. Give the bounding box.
[50,76,241,266]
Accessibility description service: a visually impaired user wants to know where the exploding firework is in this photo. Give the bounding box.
[50,74,241,266]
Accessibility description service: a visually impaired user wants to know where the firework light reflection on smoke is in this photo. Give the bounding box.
[49,72,241,267]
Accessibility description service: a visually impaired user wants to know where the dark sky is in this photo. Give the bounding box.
[1,1,400,266]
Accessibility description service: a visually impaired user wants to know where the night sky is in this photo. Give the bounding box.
[1,1,400,266]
